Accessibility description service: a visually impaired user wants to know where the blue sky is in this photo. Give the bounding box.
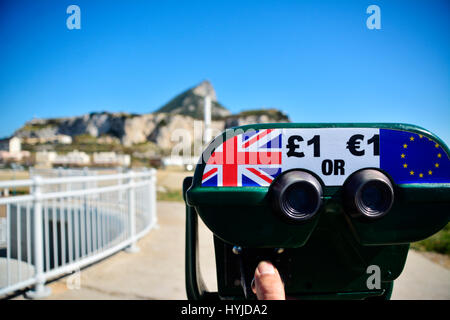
[0,0,449,144]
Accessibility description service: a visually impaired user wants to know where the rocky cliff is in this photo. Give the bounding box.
[155,80,230,119]
[14,81,290,152]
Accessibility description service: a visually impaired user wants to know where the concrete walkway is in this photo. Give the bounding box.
[392,250,450,300]
[13,201,449,300]
[26,201,216,300]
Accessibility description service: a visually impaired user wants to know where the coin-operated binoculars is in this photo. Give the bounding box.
[183,123,450,300]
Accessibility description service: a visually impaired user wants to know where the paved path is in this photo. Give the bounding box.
[392,250,450,300]
[14,201,449,300]
[29,201,216,300]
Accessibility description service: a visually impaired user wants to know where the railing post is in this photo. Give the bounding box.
[150,168,158,229]
[25,176,51,298]
[125,171,139,253]
[117,166,124,205]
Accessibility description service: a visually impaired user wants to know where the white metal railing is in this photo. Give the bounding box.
[0,168,157,298]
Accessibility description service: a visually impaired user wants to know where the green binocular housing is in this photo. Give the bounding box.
[184,123,450,300]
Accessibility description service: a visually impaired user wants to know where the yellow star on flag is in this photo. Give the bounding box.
[399,135,443,182]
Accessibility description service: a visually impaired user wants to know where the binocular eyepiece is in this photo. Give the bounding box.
[270,169,394,222]
[343,169,394,219]
[270,171,323,222]
[185,123,450,300]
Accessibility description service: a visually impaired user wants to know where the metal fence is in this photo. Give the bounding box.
[0,169,157,298]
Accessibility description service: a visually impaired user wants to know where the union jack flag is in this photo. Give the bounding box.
[202,129,283,187]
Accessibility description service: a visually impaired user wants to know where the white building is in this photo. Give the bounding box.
[0,136,22,153]
[93,152,130,167]
[24,134,73,145]
[56,135,73,144]
[162,155,198,171]
[35,151,58,166]
[0,137,30,162]
[53,150,90,166]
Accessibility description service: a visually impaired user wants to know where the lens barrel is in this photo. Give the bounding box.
[270,171,323,222]
[343,169,394,219]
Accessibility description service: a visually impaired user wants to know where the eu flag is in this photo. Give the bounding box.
[380,129,450,184]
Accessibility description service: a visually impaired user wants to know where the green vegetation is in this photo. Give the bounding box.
[88,111,139,119]
[21,143,37,152]
[130,157,150,167]
[23,133,122,154]
[157,188,183,202]
[21,124,56,131]
[21,118,62,131]
[22,132,163,160]
[74,134,101,144]
[123,141,160,154]
[54,134,122,153]
[411,223,450,255]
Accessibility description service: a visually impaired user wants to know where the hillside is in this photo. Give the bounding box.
[14,81,291,156]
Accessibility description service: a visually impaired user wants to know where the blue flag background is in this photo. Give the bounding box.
[380,129,450,184]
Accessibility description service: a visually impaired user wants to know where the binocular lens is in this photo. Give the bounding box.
[270,171,323,222]
[285,182,319,215]
[344,169,394,219]
[360,181,391,213]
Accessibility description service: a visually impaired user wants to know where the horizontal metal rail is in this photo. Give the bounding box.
[0,180,151,205]
[0,171,152,189]
[0,169,157,298]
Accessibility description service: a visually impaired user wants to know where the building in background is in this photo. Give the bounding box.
[0,136,30,162]
[53,150,90,167]
[162,155,197,171]
[36,150,131,168]
[0,136,21,153]
[24,134,73,145]
[35,150,58,167]
[93,152,130,167]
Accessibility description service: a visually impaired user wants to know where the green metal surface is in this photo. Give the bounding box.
[184,123,450,300]
[188,184,450,248]
[184,176,218,300]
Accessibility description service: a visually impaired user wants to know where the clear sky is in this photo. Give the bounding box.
[1,0,449,144]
